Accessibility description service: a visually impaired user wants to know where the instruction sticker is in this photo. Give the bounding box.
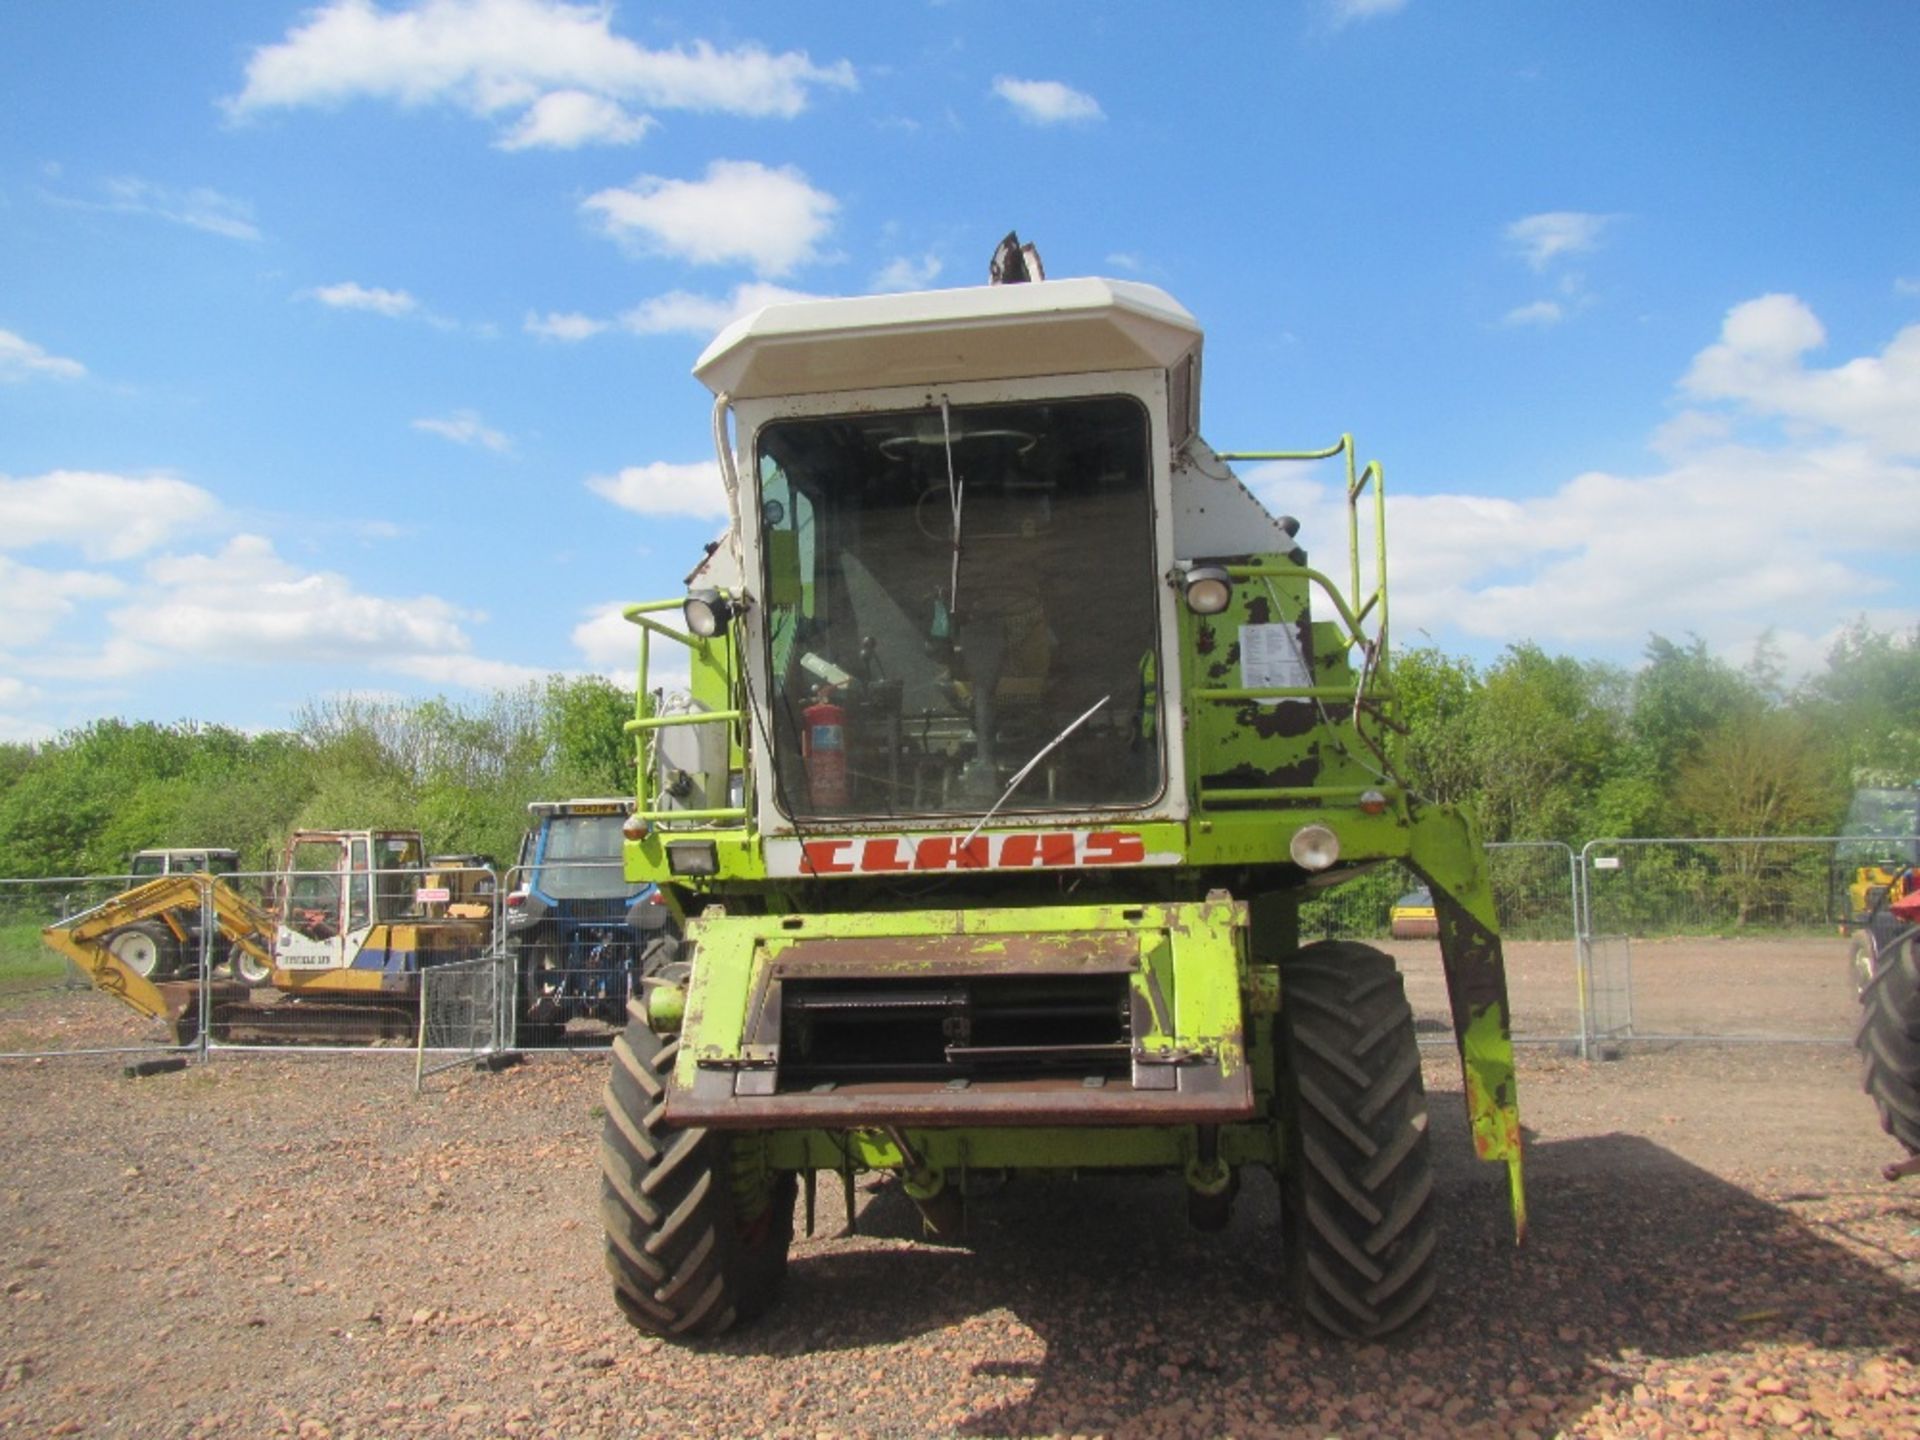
[1240,623,1311,698]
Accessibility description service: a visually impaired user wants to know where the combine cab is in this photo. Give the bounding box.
[600,248,1525,1339]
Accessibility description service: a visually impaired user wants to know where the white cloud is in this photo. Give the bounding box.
[1245,293,1920,663]
[619,282,821,337]
[991,77,1103,125]
[1898,277,1920,299]
[0,556,122,645]
[385,653,556,688]
[870,253,942,293]
[524,310,608,342]
[0,470,220,560]
[527,282,822,344]
[1506,211,1613,271]
[584,160,837,277]
[0,329,86,382]
[572,602,641,668]
[1682,294,1920,458]
[228,0,854,146]
[0,707,54,744]
[48,535,477,678]
[304,281,420,317]
[57,177,262,241]
[412,409,512,451]
[586,460,728,520]
[1501,300,1563,328]
[572,602,689,692]
[1647,409,1732,460]
[497,89,654,150]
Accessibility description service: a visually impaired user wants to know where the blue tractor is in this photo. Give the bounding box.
[505,799,667,1047]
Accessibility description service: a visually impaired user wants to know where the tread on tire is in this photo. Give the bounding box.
[601,1000,794,1338]
[1276,939,1437,1339]
[1857,933,1920,1156]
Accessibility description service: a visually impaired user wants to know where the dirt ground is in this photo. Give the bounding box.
[0,950,1915,1439]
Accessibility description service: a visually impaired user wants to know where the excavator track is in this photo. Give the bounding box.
[208,995,421,1045]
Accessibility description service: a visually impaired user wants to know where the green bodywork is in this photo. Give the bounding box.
[619,433,1525,1242]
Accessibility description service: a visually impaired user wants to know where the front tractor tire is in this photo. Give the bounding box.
[1277,940,1437,1339]
[1857,932,1920,1157]
[108,922,178,980]
[601,1003,795,1338]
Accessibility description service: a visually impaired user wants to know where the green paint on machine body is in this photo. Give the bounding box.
[600,270,1524,1341]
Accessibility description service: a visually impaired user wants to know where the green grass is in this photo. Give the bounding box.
[0,918,71,996]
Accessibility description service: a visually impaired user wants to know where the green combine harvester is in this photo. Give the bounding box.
[603,241,1525,1340]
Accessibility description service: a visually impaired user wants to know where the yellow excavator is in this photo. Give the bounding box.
[41,829,495,1044]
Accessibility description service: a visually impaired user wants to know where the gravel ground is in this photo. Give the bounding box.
[0,966,1916,1437]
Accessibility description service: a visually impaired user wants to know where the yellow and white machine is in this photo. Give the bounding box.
[43,829,494,1042]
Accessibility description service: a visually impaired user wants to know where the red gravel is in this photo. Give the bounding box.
[0,979,1914,1438]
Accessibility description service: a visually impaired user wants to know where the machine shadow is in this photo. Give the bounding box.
[720,1087,1920,1436]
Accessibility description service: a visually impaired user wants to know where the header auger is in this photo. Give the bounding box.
[602,247,1524,1340]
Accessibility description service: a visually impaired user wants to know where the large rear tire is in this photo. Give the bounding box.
[1276,940,1437,1338]
[1857,933,1920,1156]
[108,922,178,980]
[601,1003,794,1337]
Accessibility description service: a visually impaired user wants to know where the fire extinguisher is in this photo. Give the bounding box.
[802,689,849,808]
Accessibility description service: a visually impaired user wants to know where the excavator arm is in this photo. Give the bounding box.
[41,874,275,1044]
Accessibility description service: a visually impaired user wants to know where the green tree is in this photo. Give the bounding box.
[1389,646,1481,807]
[1804,621,1920,785]
[1467,644,1623,843]
[542,675,636,798]
[1672,709,1845,924]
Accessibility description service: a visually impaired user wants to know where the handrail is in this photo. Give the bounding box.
[623,709,744,734]
[621,598,747,827]
[1219,562,1367,653]
[1214,434,1389,676]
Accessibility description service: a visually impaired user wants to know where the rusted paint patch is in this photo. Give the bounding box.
[1425,885,1511,1050]
[1233,702,1321,739]
[1197,759,1318,792]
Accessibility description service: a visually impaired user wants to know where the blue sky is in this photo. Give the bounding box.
[4,0,1919,741]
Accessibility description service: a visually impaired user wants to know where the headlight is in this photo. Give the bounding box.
[683,588,737,638]
[1289,824,1340,871]
[1182,565,1233,615]
[667,841,719,877]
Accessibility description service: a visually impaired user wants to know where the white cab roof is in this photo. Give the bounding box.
[693,278,1203,400]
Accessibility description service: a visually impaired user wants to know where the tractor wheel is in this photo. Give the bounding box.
[516,944,564,1048]
[1857,934,1920,1156]
[231,941,272,986]
[601,1002,794,1338]
[1275,940,1437,1339]
[108,923,177,980]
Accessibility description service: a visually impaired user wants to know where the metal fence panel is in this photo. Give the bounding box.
[415,951,511,1090]
[1485,842,1581,1045]
[1579,838,1855,1042]
[1582,934,1634,1042]
[0,874,198,1058]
